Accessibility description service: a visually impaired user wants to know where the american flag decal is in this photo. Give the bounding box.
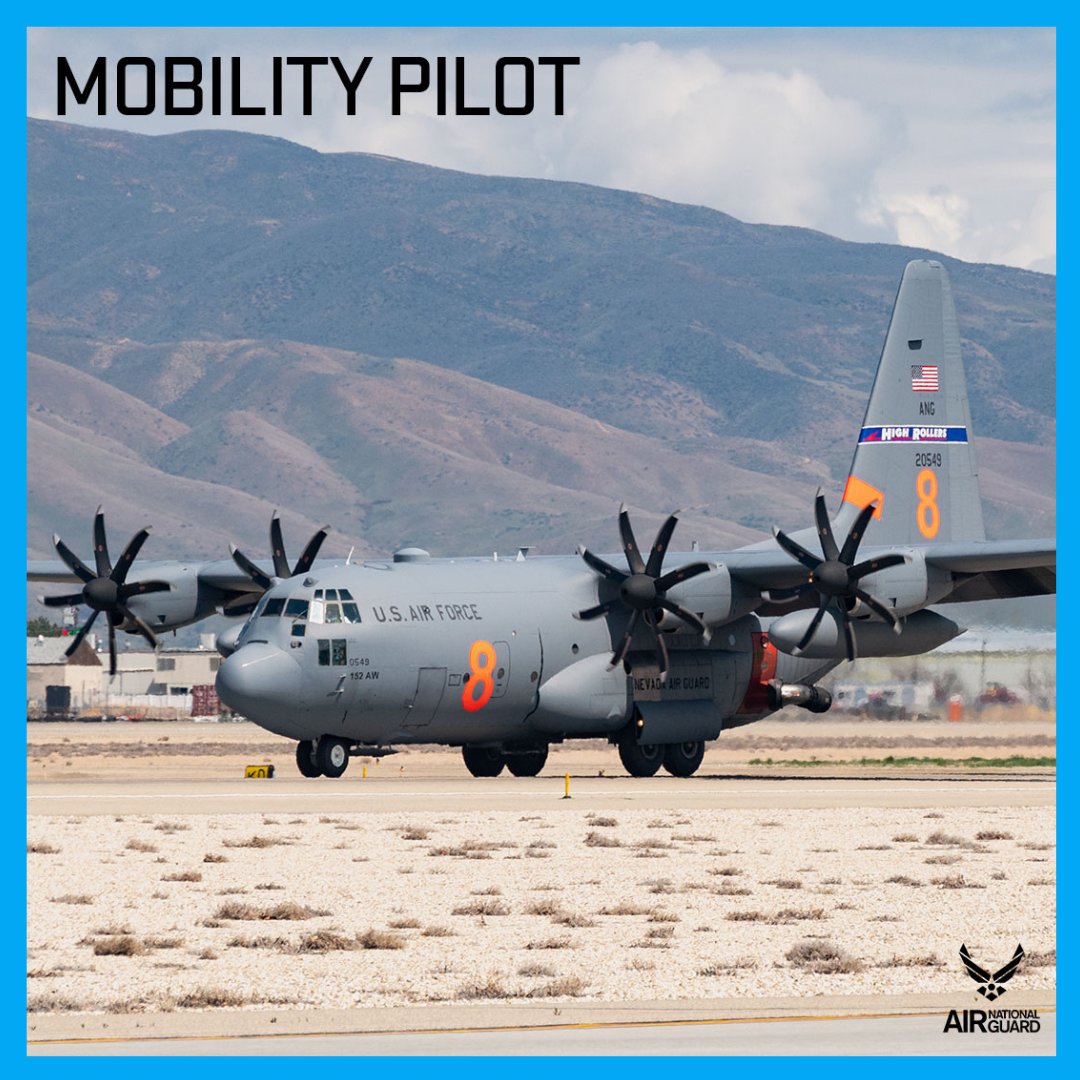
[911,364,939,392]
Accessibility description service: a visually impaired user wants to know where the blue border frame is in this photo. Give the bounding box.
[11,6,1068,1075]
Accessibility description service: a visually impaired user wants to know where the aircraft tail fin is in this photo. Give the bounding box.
[838,259,985,546]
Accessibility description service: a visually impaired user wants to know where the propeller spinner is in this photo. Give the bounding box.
[575,507,713,678]
[42,507,170,676]
[771,492,906,661]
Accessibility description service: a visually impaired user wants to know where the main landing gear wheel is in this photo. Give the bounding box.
[295,740,321,778]
[462,745,506,778]
[662,740,705,778]
[316,736,350,779]
[617,734,663,778]
[506,747,549,777]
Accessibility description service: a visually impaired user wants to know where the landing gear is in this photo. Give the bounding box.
[662,740,705,777]
[506,746,549,777]
[295,740,321,778]
[462,745,506,777]
[315,736,350,779]
[617,733,663,778]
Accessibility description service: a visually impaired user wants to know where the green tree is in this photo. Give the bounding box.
[27,617,66,637]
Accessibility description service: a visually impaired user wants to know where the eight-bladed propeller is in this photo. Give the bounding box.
[231,512,329,590]
[575,507,713,678]
[42,507,170,676]
[771,493,906,661]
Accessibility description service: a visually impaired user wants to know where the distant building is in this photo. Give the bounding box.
[26,635,101,713]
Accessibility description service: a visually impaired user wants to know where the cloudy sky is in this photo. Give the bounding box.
[27,26,1056,272]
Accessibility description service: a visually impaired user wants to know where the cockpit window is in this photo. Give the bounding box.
[262,597,286,617]
[284,598,309,620]
[308,593,361,624]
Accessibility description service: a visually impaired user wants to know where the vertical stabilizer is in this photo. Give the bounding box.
[840,260,984,546]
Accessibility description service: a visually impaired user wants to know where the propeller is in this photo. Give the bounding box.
[42,507,170,676]
[575,506,713,678]
[231,511,329,590]
[771,492,907,661]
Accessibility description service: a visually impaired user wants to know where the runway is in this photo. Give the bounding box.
[29,1008,1055,1056]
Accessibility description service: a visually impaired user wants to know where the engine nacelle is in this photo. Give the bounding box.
[769,607,963,659]
[654,563,760,632]
[216,622,246,658]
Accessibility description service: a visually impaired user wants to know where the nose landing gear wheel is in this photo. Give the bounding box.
[316,736,350,779]
[462,745,506,777]
[617,734,663,777]
[295,740,321,778]
[662,740,705,777]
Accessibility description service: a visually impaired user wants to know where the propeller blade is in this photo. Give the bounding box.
[773,527,822,573]
[610,610,640,671]
[124,609,161,649]
[108,620,117,677]
[657,597,709,639]
[574,598,621,621]
[617,506,646,575]
[41,592,85,608]
[839,501,878,565]
[814,492,840,562]
[795,597,830,654]
[118,579,171,602]
[111,527,152,585]
[849,553,907,580]
[53,535,95,584]
[269,512,291,580]
[645,513,680,578]
[842,616,858,662]
[655,561,712,593]
[92,508,112,578]
[645,612,669,679]
[64,610,100,658]
[851,588,901,633]
[230,545,273,591]
[581,548,628,584]
[292,527,330,577]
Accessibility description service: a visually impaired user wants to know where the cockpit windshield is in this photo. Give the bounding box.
[254,588,359,624]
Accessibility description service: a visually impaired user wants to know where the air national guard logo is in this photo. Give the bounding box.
[959,943,1025,1001]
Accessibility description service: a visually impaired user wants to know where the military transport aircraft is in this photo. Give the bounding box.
[30,261,1055,779]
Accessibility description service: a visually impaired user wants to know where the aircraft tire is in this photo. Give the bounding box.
[506,747,549,777]
[462,745,506,777]
[662,740,705,777]
[316,736,350,779]
[295,740,322,778]
[617,736,663,778]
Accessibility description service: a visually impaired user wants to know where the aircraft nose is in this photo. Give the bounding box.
[216,642,302,720]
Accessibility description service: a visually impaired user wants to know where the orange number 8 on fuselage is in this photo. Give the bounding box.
[462,639,497,712]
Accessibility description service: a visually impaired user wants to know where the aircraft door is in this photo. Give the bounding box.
[403,667,447,728]
[491,640,510,699]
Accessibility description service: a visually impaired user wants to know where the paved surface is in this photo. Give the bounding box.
[30,1009,1055,1056]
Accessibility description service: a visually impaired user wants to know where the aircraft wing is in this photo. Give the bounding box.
[924,539,1056,602]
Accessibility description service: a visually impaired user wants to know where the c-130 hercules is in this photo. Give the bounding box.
[31,262,1055,779]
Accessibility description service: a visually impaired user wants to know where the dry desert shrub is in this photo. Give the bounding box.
[786,940,864,974]
[1019,841,1054,851]
[176,986,248,1008]
[586,815,619,827]
[524,898,564,917]
[767,878,803,890]
[1028,876,1055,886]
[451,898,510,916]
[646,879,675,894]
[457,973,513,1000]
[124,839,159,853]
[153,821,190,833]
[162,870,202,882]
[525,849,552,859]
[51,894,93,905]
[401,827,430,840]
[214,901,328,921]
[648,910,679,923]
[526,936,574,950]
[421,925,454,937]
[27,841,60,854]
[646,925,674,940]
[931,874,985,889]
[772,908,827,923]
[203,853,227,864]
[518,962,555,977]
[27,994,85,1013]
[1023,949,1056,968]
[709,866,743,877]
[885,876,923,887]
[585,831,622,848]
[471,885,503,896]
[93,936,145,957]
[924,854,962,865]
[976,830,1014,841]
[598,902,651,916]
[726,911,767,922]
[699,958,758,976]
[295,930,358,952]
[891,834,918,843]
[711,882,752,896]
[527,975,586,998]
[626,957,656,971]
[143,936,184,950]
[223,835,289,849]
[254,883,284,891]
[226,935,291,949]
[527,839,557,849]
[876,954,945,968]
[357,929,406,950]
[389,917,422,929]
[553,911,597,928]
